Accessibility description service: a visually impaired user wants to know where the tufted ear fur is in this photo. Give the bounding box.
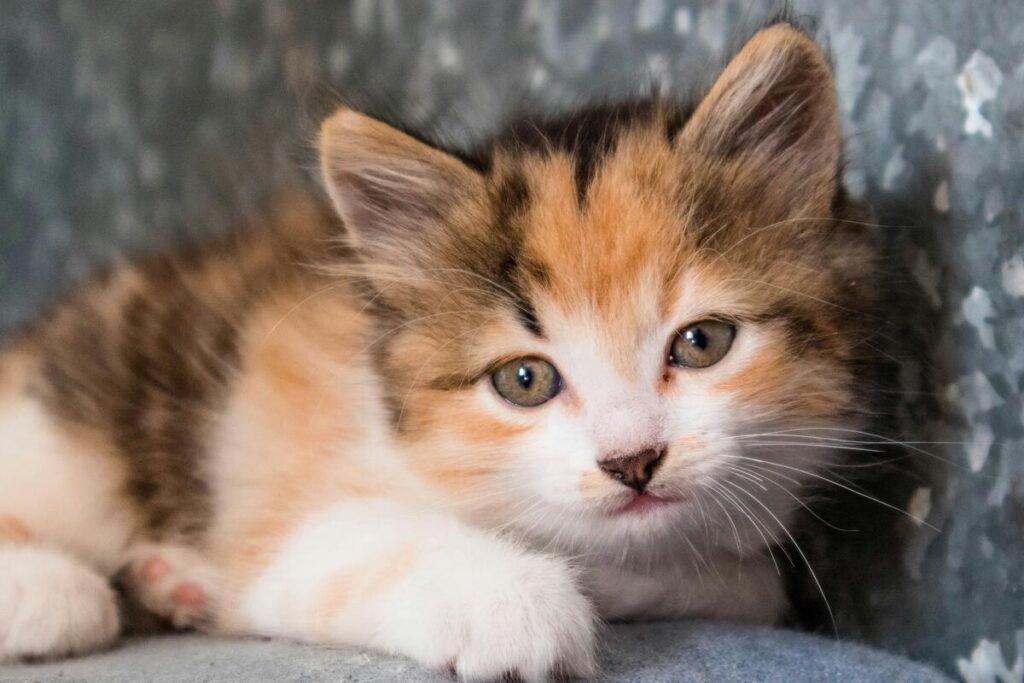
[318,108,484,266]
[680,24,841,216]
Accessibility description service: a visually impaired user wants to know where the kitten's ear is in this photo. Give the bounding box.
[680,24,840,211]
[318,108,482,259]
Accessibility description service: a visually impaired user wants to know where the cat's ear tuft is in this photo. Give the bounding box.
[318,107,482,256]
[681,24,840,206]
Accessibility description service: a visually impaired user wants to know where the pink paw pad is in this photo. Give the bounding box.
[126,544,217,629]
[140,557,170,582]
[170,581,205,607]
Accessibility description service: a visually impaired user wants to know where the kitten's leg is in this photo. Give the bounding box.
[0,529,120,662]
[122,543,220,629]
[0,380,134,661]
[228,500,598,682]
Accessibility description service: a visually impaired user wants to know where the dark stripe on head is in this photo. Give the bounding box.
[493,100,659,207]
[516,295,544,337]
[494,171,529,237]
[489,170,546,337]
[498,253,545,338]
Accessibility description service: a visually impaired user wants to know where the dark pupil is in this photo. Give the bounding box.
[685,327,708,351]
[516,365,534,389]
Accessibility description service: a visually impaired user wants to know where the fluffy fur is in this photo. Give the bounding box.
[0,24,880,681]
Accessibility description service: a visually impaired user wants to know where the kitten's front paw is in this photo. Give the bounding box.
[400,552,598,682]
[0,545,120,661]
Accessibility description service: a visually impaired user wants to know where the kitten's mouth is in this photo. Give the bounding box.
[611,492,681,516]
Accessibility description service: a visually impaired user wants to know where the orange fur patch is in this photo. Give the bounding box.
[578,470,607,498]
[210,287,393,626]
[398,393,527,495]
[0,347,34,402]
[0,514,32,544]
[711,345,847,420]
[316,544,417,637]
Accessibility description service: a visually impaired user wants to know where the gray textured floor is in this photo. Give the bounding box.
[0,622,952,683]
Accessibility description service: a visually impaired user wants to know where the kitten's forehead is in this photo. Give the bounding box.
[488,117,712,375]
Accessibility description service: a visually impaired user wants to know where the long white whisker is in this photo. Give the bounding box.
[719,454,939,531]
[724,479,837,637]
[708,481,785,575]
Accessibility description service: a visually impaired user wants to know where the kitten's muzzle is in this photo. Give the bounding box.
[598,447,666,493]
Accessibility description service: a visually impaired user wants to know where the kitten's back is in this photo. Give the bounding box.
[0,197,341,544]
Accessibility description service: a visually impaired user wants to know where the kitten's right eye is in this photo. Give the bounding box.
[491,357,562,408]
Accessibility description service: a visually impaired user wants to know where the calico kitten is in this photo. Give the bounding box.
[0,24,878,681]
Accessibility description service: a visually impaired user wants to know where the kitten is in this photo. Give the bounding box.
[0,24,878,681]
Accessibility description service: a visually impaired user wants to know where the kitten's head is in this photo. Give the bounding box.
[318,25,877,555]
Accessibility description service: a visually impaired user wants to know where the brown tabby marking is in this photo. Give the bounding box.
[18,200,341,541]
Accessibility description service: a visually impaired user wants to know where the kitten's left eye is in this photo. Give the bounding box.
[668,320,736,368]
[491,357,562,407]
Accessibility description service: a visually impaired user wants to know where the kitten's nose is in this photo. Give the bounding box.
[598,447,665,493]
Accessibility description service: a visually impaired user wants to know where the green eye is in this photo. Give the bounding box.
[669,320,736,368]
[491,357,562,407]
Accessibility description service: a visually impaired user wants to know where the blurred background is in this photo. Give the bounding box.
[1,2,1022,679]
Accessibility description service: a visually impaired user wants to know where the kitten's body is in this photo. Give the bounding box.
[0,25,879,680]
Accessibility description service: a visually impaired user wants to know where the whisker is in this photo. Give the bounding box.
[722,463,858,533]
[699,482,744,555]
[724,479,838,637]
[707,481,785,575]
[719,454,939,531]
[737,441,885,454]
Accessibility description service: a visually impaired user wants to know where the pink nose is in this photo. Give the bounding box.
[598,447,665,493]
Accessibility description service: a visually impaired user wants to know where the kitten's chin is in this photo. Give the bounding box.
[609,492,683,517]
[581,493,697,555]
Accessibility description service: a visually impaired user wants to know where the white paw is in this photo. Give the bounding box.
[0,545,120,661]
[123,543,218,629]
[395,551,599,682]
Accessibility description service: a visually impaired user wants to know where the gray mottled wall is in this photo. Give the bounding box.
[1,2,1022,679]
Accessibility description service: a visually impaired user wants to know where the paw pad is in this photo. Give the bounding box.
[140,557,170,582]
[170,581,205,607]
[124,544,217,629]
